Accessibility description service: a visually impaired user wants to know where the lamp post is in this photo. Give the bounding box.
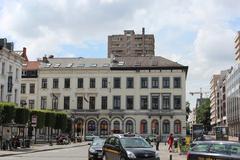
[50,93,57,146]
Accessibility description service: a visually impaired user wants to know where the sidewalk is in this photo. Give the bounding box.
[157,143,186,160]
[0,142,88,157]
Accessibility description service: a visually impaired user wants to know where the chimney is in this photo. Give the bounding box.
[0,38,7,48]
[142,27,145,35]
[42,55,49,63]
[6,42,14,51]
[21,47,29,61]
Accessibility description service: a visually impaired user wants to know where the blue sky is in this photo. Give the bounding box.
[0,0,240,108]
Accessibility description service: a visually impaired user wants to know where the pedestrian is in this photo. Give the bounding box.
[4,129,12,150]
[167,133,174,152]
[156,134,161,150]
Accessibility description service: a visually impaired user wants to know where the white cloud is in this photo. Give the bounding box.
[0,0,240,108]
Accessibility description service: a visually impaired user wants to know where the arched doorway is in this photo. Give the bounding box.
[151,120,159,135]
[174,120,181,134]
[87,120,97,135]
[125,120,134,133]
[113,120,121,133]
[75,119,84,137]
[162,120,170,134]
[100,120,109,136]
[140,120,148,134]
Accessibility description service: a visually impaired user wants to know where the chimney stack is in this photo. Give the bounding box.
[142,27,145,35]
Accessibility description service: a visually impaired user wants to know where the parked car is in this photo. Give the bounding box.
[56,134,70,145]
[85,133,98,141]
[88,138,106,160]
[103,133,160,160]
[187,141,240,160]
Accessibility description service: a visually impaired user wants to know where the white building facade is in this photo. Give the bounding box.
[0,38,22,105]
[35,56,188,140]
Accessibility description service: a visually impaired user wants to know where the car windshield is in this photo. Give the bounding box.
[209,143,228,154]
[230,144,240,155]
[92,139,105,146]
[191,144,209,152]
[120,138,152,148]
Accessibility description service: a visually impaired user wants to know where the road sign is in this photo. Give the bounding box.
[31,115,37,127]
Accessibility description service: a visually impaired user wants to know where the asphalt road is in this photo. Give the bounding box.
[0,145,89,160]
[0,143,186,160]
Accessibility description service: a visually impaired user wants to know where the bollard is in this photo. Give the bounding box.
[169,154,172,160]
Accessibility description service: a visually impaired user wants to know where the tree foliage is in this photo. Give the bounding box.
[15,107,30,124]
[0,102,16,124]
[186,101,191,121]
[45,111,56,128]
[55,112,67,131]
[196,99,211,131]
[31,110,46,129]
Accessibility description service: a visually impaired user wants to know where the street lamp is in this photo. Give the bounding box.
[50,93,57,146]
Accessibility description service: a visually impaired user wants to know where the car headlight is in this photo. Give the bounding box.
[127,151,136,158]
[89,147,96,153]
[155,151,160,158]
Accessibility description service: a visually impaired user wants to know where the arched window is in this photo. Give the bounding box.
[113,121,120,131]
[87,120,96,134]
[140,120,148,134]
[174,120,181,134]
[100,120,108,136]
[151,120,159,134]
[125,120,134,133]
[162,120,170,134]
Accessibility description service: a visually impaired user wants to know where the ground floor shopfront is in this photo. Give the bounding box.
[71,112,186,141]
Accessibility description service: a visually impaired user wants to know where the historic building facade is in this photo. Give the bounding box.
[0,38,23,105]
[36,56,188,140]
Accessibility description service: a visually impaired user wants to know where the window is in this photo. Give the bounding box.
[77,97,83,109]
[162,94,170,109]
[152,77,159,88]
[78,78,83,88]
[151,120,159,134]
[174,120,181,134]
[140,120,148,134]
[52,96,58,110]
[29,84,35,94]
[113,121,120,131]
[151,96,159,110]
[87,120,96,134]
[21,84,26,94]
[192,144,209,152]
[89,97,95,110]
[41,78,47,89]
[53,78,59,89]
[64,78,70,88]
[174,77,181,88]
[102,78,108,88]
[174,96,181,109]
[41,96,47,109]
[140,96,148,110]
[126,77,134,88]
[163,77,170,88]
[113,96,121,110]
[230,145,240,155]
[141,77,148,88]
[101,96,107,110]
[209,144,228,154]
[100,120,108,136]
[9,65,12,73]
[64,96,70,110]
[163,120,170,134]
[29,100,35,109]
[113,77,121,88]
[126,96,134,110]
[1,62,5,75]
[0,85,4,101]
[90,78,96,88]
[16,68,19,80]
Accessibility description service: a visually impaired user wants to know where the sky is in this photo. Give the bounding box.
[1,0,240,109]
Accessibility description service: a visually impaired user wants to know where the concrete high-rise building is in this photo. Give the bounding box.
[210,75,220,127]
[108,28,154,58]
[235,31,240,63]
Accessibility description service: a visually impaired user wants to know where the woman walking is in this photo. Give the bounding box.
[167,133,174,152]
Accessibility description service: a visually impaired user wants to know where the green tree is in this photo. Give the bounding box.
[0,102,16,124]
[55,112,67,131]
[15,108,30,124]
[196,99,211,131]
[31,110,46,129]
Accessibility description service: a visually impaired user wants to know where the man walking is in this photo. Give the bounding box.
[156,134,161,150]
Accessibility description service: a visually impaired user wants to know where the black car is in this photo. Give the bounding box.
[187,141,240,160]
[88,138,106,160]
[103,134,160,160]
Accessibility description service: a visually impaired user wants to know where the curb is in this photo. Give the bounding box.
[0,143,88,157]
